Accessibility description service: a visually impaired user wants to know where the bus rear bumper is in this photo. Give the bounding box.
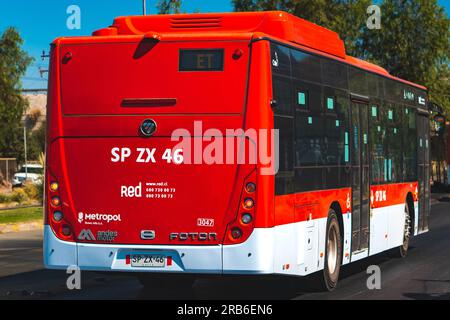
[43,226,275,274]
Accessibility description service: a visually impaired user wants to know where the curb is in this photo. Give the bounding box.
[0,220,43,234]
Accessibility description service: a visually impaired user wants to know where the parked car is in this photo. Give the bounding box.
[12,164,44,187]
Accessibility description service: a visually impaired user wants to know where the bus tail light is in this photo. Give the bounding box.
[53,211,63,222]
[241,213,252,224]
[245,182,256,193]
[243,198,254,209]
[231,227,242,239]
[61,225,72,237]
[50,181,59,192]
[51,196,61,207]
[46,173,75,242]
[224,171,257,245]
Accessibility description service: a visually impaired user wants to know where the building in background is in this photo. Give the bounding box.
[0,158,17,186]
[23,93,46,131]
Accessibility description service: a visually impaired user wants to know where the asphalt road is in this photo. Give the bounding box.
[0,202,449,300]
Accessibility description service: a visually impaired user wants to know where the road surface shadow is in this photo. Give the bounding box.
[403,292,450,300]
[137,250,402,300]
[0,246,421,300]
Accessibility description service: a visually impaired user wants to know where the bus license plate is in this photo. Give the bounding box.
[131,254,165,267]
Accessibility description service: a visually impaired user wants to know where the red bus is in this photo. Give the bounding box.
[44,11,430,291]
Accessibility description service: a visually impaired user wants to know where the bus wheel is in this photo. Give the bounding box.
[321,209,342,291]
[399,203,412,258]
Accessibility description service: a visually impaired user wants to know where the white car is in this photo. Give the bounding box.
[12,164,44,187]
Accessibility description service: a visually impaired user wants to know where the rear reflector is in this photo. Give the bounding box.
[231,227,242,239]
[61,225,72,237]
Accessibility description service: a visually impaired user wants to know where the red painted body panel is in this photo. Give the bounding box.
[46,11,426,247]
[49,137,256,245]
[59,41,249,116]
[370,182,418,209]
[86,11,425,90]
[107,12,346,59]
[47,38,258,245]
[274,188,351,226]
[273,182,417,227]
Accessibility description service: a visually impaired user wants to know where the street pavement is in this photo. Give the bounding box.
[0,202,449,300]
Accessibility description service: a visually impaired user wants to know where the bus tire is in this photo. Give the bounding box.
[321,209,342,291]
[391,202,412,258]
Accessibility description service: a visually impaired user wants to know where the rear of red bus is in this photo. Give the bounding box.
[43,16,276,275]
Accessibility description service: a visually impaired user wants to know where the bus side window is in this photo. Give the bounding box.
[272,75,293,116]
[348,67,368,96]
[271,43,293,116]
[370,104,385,184]
[389,106,402,183]
[297,90,307,109]
[402,107,417,182]
[271,43,295,195]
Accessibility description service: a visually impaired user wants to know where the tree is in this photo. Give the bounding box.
[361,0,449,114]
[28,121,46,161]
[157,0,182,14]
[0,27,33,161]
[428,65,449,114]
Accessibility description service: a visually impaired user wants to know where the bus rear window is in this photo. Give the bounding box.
[179,49,224,71]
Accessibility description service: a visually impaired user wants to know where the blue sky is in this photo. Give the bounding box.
[0,0,448,90]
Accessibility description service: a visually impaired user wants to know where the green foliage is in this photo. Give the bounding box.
[0,183,42,204]
[10,188,29,204]
[0,206,42,224]
[157,0,182,14]
[427,65,449,115]
[0,27,33,161]
[0,193,11,203]
[23,182,40,202]
[361,0,449,114]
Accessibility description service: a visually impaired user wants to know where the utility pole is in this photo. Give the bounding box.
[143,0,147,15]
[23,126,28,180]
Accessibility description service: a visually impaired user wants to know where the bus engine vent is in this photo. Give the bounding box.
[170,16,223,29]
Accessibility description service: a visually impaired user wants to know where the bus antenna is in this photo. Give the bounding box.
[142,0,147,15]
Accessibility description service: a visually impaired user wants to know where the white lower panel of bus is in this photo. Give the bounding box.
[43,226,78,268]
[43,202,419,276]
[369,204,405,256]
[43,225,275,274]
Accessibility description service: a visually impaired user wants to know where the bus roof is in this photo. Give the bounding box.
[87,11,426,91]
